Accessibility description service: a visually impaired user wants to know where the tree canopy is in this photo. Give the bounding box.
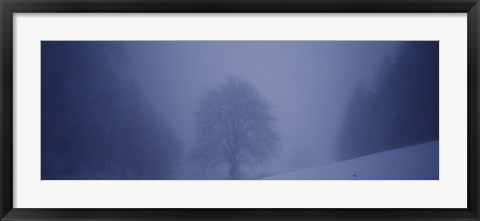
[193,77,280,179]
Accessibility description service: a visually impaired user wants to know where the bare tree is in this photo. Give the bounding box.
[194,77,280,179]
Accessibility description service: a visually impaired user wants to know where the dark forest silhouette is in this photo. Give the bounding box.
[41,43,183,179]
[337,42,439,160]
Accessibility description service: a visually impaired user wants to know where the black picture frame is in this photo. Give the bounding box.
[1,0,479,220]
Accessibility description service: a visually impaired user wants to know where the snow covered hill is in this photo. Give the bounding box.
[263,141,439,180]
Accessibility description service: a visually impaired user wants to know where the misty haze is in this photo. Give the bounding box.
[41,41,439,180]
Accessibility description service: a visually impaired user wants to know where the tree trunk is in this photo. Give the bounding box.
[229,163,239,180]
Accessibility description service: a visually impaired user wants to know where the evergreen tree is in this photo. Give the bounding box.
[337,42,439,160]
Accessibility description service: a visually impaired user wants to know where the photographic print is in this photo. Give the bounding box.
[41,41,439,180]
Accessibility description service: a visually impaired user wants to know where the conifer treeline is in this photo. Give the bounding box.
[337,42,439,160]
[41,42,182,179]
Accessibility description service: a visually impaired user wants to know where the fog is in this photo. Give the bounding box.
[41,41,438,180]
[121,42,401,174]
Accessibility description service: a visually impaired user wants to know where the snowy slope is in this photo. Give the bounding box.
[263,141,439,180]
